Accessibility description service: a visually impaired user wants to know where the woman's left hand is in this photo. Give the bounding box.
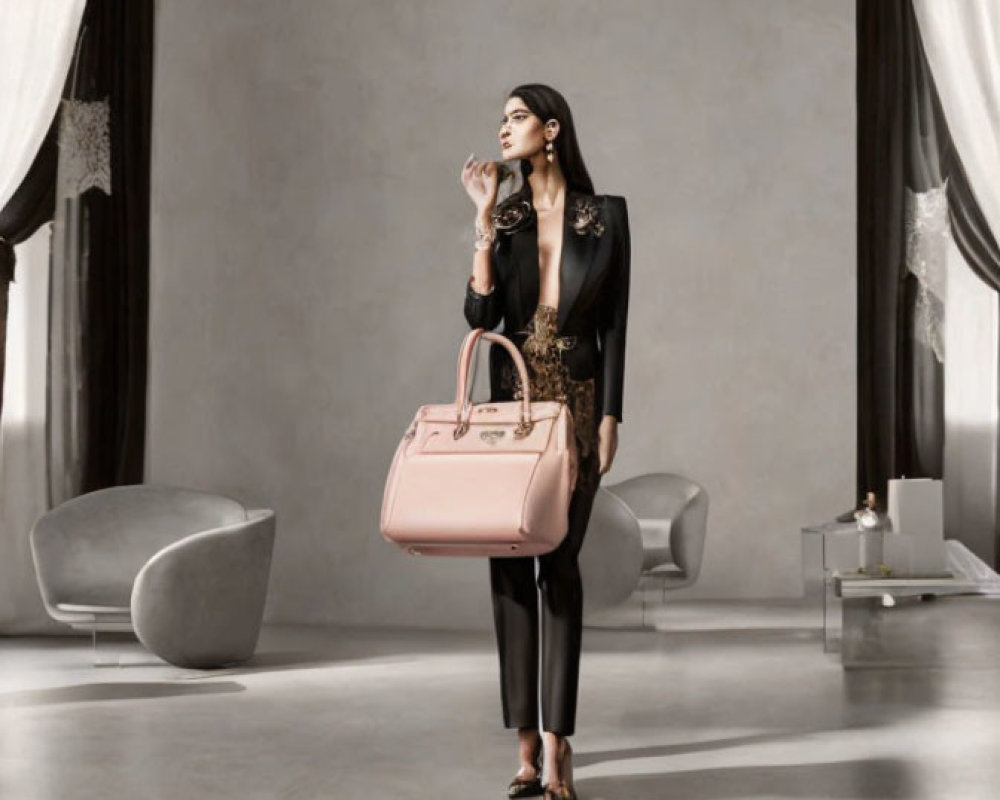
[598,415,619,475]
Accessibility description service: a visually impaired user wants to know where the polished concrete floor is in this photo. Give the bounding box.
[2,596,1000,800]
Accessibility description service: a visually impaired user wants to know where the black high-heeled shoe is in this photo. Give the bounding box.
[543,738,576,800]
[507,736,543,798]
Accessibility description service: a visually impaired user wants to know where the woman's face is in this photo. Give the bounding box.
[498,96,551,161]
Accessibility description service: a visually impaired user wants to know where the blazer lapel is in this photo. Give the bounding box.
[510,190,599,334]
[557,192,600,333]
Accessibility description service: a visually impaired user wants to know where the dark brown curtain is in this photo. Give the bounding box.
[859,0,1000,564]
[902,0,946,486]
[858,0,950,501]
[64,0,153,491]
[858,0,921,505]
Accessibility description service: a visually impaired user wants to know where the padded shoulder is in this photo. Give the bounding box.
[598,194,628,231]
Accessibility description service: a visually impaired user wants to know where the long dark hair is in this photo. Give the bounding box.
[499,83,595,203]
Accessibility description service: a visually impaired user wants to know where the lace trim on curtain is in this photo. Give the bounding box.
[57,97,111,200]
[905,180,949,363]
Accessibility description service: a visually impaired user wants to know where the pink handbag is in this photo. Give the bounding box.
[380,328,578,557]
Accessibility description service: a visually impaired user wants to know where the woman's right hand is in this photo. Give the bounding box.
[460,154,500,216]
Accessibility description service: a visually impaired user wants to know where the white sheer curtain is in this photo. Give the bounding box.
[913,0,1000,242]
[913,0,1000,565]
[0,0,86,631]
[0,229,55,632]
[943,238,999,563]
[0,0,86,210]
[906,181,999,564]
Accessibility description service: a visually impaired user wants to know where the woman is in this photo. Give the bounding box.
[460,83,630,800]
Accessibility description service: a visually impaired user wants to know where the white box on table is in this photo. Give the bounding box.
[886,477,945,574]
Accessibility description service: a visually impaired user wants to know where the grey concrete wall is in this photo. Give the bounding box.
[148,0,855,628]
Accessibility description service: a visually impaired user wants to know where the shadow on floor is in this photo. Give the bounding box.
[582,627,824,652]
[578,757,915,800]
[0,681,246,708]
[576,718,906,772]
[2,625,498,679]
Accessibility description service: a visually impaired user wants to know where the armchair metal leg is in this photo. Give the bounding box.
[637,577,671,630]
[639,579,659,629]
[91,629,123,668]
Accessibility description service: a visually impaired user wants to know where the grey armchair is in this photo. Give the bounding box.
[580,473,708,626]
[29,484,276,668]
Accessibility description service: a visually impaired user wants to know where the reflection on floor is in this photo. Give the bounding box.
[2,598,1000,800]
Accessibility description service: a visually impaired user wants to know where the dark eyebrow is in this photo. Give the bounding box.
[502,108,530,120]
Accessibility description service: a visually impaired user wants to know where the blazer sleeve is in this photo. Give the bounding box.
[597,196,631,423]
[463,244,504,331]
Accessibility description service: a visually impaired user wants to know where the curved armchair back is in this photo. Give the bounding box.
[607,473,709,584]
[30,485,247,610]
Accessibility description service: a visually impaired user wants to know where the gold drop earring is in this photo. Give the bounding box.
[545,140,555,163]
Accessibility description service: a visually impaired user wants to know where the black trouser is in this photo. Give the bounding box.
[488,473,601,737]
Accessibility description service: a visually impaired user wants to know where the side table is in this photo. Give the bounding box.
[801,521,869,652]
[833,572,982,667]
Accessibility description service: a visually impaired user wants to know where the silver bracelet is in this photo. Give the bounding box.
[474,218,495,251]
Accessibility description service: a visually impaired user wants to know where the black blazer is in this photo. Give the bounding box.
[463,190,630,423]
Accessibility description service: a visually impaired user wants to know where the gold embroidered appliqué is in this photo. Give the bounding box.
[500,304,599,491]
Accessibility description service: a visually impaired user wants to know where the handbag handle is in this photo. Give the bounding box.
[453,327,486,409]
[453,328,533,438]
[454,328,533,410]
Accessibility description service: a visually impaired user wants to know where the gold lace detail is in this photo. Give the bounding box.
[500,304,599,491]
